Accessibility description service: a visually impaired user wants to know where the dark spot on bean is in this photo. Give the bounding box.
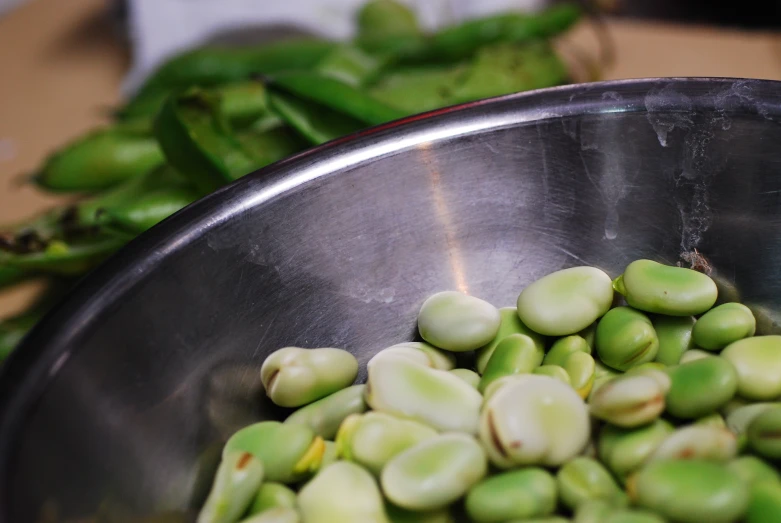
[237,452,253,470]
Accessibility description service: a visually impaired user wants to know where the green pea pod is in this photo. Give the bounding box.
[101,185,201,234]
[466,468,557,522]
[248,483,297,517]
[268,91,365,145]
[298,461,390,523]
[316,45,386,87]
[369,65,466,115]
[120,39,338,120]
[450,42,568,104]
[223,421,325,483]
[0,235,126,276]
[628,460,749,523]
[355,0,422,54]
[154,88,261,194]
[0,266,28,289]
[197,451,264,523]
[284,384,367,439]
[268,71,407,126]
[398,3,581,64]
[34,128,165,192]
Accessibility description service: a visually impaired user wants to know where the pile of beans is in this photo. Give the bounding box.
[197,259,781,523]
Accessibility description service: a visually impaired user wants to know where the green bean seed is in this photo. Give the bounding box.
[381,433,487,511]
[613,259,718,316]
[544,335,591,367]
[748,407,781,459]
[466,468,557,522]
[589,374,665,428]
[476,307,547,374]
[595,307,659,371]
[598,419,674,481]
[556,457,623,511]
[479,374,590,467]
[198,451,264,523]
[223,421,323,483]
[692,302,756,351]
[745,481,781,523]
[336,411,437,475]
[284,385,367,439]
[517,266,614,336]
[417,291,500,352]
[652,315,695,365]
[260,347,358,408]
[478,333,544,392]
[533,365,571,385]
[648,425,737,462]
[727,456,781,486]
[449,368,480,388]
[628,460,749,523]
[248,483,297,516]
[366,357,482,433]
[666,356,737,418]
[240,508,300,523]
[721,335,781,400]
[298,462,389,523]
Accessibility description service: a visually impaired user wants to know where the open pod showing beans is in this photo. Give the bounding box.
[194,258,781,523]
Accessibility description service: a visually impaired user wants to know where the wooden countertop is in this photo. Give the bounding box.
[2,0,781,317]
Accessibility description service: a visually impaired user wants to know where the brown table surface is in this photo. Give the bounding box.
[2,0,781,318]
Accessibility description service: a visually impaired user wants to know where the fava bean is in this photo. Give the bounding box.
[417,291,500,352]
[260,347,358,408]
[476,307,547,373]
[240,508,300,523]
[478,333,544,392]
[248,483,297,516]
[466,468,557,522]
[517,266,614,336]
[693,302,756,351]
[679,348,713,363]
[628,460,749,523]
[745,481,781,523]
[652,315,695,365]
[479,374,590,468]
[533,365,571,385]
[598,419,673,481]
[381,433,487,511]
[613,259,718,316]
[727,456,781,486]
[366,357,482,433]
[284,385,367,439]
[198,451,264,523]
[556,457,623,510]
[648,425,737,462]
[721,335,781,401]
[748,407,781,460]
[563,351,596,399]
[589,374,665,428]
[543,335,590,367]
[449,368,480,388]
[298,462,389,523]
[666,356,737,418]
[369,342,456,371]
[595,307,659,371]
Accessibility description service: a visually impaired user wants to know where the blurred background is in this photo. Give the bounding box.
[3,0,781,355]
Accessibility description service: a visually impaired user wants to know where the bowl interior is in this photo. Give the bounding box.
[4,78,781,521]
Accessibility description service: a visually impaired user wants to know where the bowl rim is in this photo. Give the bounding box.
[2,76,781,516]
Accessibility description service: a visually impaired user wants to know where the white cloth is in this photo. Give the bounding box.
[123,0,548,95]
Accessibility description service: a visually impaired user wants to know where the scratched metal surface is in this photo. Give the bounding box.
[2,78,781,521]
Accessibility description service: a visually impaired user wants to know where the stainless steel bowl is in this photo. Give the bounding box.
[3,78,781,521]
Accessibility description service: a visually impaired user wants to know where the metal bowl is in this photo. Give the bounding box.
[3,78,781,521]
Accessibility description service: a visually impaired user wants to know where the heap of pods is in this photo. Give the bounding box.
[198,259,781,523]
